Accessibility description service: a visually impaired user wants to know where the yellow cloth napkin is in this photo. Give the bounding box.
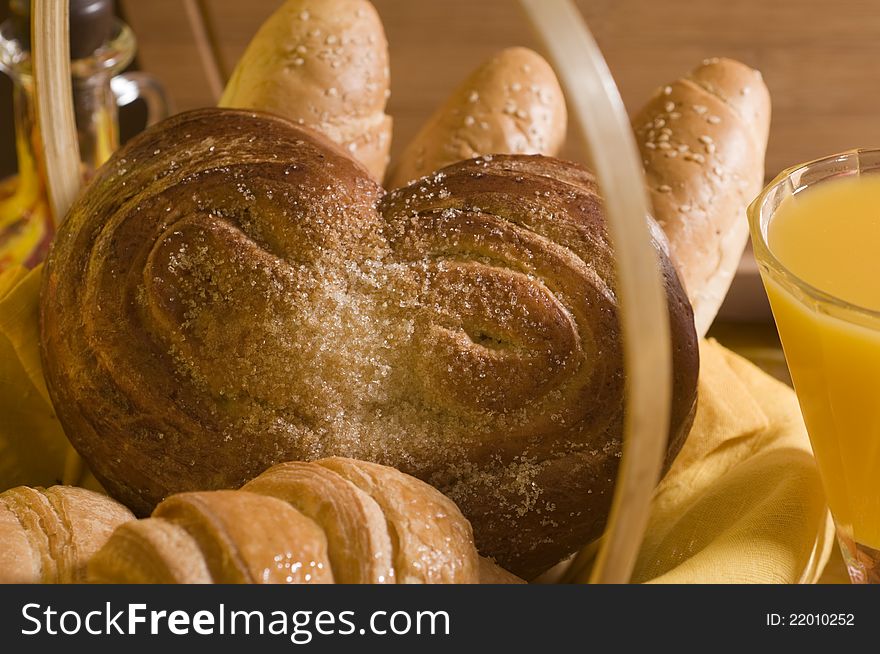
[632,339,835,583]
[0,265,834,583]
[0,264,69,488]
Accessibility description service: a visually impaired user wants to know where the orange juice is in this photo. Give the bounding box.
[766,174,880,550]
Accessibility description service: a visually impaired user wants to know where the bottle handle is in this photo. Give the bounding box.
[110,72,170,127]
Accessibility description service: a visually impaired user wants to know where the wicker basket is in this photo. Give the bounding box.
[31,0,673,584]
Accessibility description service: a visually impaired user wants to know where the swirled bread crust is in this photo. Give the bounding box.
[41,108,698,578]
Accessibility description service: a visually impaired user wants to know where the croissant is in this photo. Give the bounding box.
[89,457,522,584]
[0,485,133,583]
[41,107,699,579]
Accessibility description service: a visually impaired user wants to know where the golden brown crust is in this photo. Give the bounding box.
[41,108,386,516]
[0,501,40,583]
[381,155,698,577]
[154,491,334,584]
[633,58,771,335]
[317,458,479,583]
[220,0,392,180]
[87,518,213,584]
[242,461,395,584]
[387,47,566,188]
[42,107,697,579]
[90,458,486,584]
[0,486,133,583]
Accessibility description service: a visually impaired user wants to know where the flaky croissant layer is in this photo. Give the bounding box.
[0,486,133,583]
[0,459,521,584]
[89,458,522,584]
[41,108,698,578]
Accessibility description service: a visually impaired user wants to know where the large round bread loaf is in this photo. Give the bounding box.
[41,108,698,578]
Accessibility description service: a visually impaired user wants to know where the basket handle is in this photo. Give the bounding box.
[32,0,84,485]
[519,0,673,584]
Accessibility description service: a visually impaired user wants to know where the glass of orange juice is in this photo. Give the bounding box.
[749,148,880,584]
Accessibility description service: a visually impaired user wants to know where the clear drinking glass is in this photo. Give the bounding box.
[749,148,880,584]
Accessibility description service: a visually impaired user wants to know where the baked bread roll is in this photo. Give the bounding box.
[387,47,566,188]
[0,485,133,583]
[633,58,771,336]
[220,0,392,180]
[41,108,698,579]
[89,458,514,584]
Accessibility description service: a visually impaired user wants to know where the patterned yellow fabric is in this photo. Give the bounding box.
[0,265,834,583]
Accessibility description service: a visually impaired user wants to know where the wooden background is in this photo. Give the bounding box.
[120,0,880,179]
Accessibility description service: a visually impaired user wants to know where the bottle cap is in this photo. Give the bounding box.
[9,0,115,60]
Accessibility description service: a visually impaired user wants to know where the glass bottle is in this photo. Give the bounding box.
[0,0,167,272]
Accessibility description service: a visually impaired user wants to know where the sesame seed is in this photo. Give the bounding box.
[664,101,675,112]
[658,133,670,142]
[645,142,657,150]
[699,135,714,144]
[708,115,722,124]
[693,105,708,115]
[658,141,671,150]
[677,144,689,152]
[468,90,479,103]
[511,82,522,92]
[663,85,672,95]
[464,115,475,127]
[668,112,681,119]
[658,184,672,193]
[300,10,310,20]
[293,57,305,66]
[654,118,666,128]
[665,150,678,158]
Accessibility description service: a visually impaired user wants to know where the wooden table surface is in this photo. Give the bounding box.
[121,0,880,180]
